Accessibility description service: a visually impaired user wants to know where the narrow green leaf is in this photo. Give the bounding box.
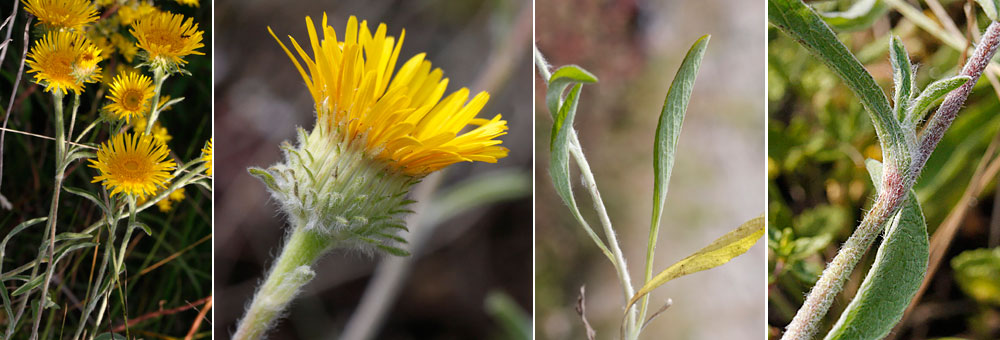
[819,0,889,32]
[1,217,47,258]
[129,222,152,236]
[889,36,913,121]
[0,217,47,323]
[64,186,110,216]
[769,0,908,168]
[627,214,765,312]
[66,150,96,164]
[906,75,971,126]
[825,159,928,340]
[644,34,709,317]
[545,65,598,116]
[53,232,93,243]
[975,0,1000,21]
[549,84,613,260]
[12,275,45,296]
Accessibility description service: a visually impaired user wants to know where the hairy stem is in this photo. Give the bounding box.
[144,66,168,135]
[533,46,639,339]
[233,223,330,340]
[782,20,1000,340]
[30,91,67,340]
[915,21,1000,172]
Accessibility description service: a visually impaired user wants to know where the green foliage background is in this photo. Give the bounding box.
[768,0,1000,338]
[0,1,212,338]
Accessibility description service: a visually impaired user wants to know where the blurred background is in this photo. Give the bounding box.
[535,0,766,339]
[212,0,532,339]
[0,0,211,337]
[769,0,1000,338]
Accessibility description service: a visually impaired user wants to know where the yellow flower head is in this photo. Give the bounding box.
[131,11,205,68]
[150,122,173,145]
[116,1,158,26]
[174,0,199,7]
[201,138,212,176]
[27,30,104,94]
[89,133,177,199]
[105,71,154,122]
[156,187,186,212]
[270,14,509,177]
[112,33,140,63]
[22,0,99,30]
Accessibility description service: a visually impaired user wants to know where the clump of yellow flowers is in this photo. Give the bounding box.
[8,0,212,338]
[235,14,508,340]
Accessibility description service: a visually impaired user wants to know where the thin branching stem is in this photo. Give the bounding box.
[0,15,30,197]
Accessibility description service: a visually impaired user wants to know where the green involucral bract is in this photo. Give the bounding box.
[250,123,417,256]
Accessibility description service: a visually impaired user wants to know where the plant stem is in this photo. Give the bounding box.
[568,140,639,339]
[144,65,168,135]
[782,20,1000,340]
[29,91,67,340]
[233,222,331,340]
[533,46,639,339]
[781,193,898,339]
[915,21,1000,172]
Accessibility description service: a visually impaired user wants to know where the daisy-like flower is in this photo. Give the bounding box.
[116,1,158,26]
[22,0,99,30]
[89,132,177,200]
[201,138,212,176]
[131,11,205,68]
[26,30,104,94]
[105,71,154,122]
[270,14,508,177]
[237,15,511,340]
[252,14,510,256]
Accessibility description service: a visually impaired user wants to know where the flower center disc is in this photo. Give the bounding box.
[122,90,144,110]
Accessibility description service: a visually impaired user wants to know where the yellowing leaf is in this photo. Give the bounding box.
[626,214,765,311]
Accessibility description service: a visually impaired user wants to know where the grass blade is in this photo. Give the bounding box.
[643,34,710,319]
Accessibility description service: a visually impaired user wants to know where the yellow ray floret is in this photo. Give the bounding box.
[201,138,212,176]
[270,14,509,176]
[26,30,103,94]
[22,0,99,30]
[105,71,154,122]
[131,11,205,66]
[89,133,177,200]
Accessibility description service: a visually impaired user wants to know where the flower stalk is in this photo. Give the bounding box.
[30,90,69,340]
[144,65,168,135]
[233,226,329,340]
